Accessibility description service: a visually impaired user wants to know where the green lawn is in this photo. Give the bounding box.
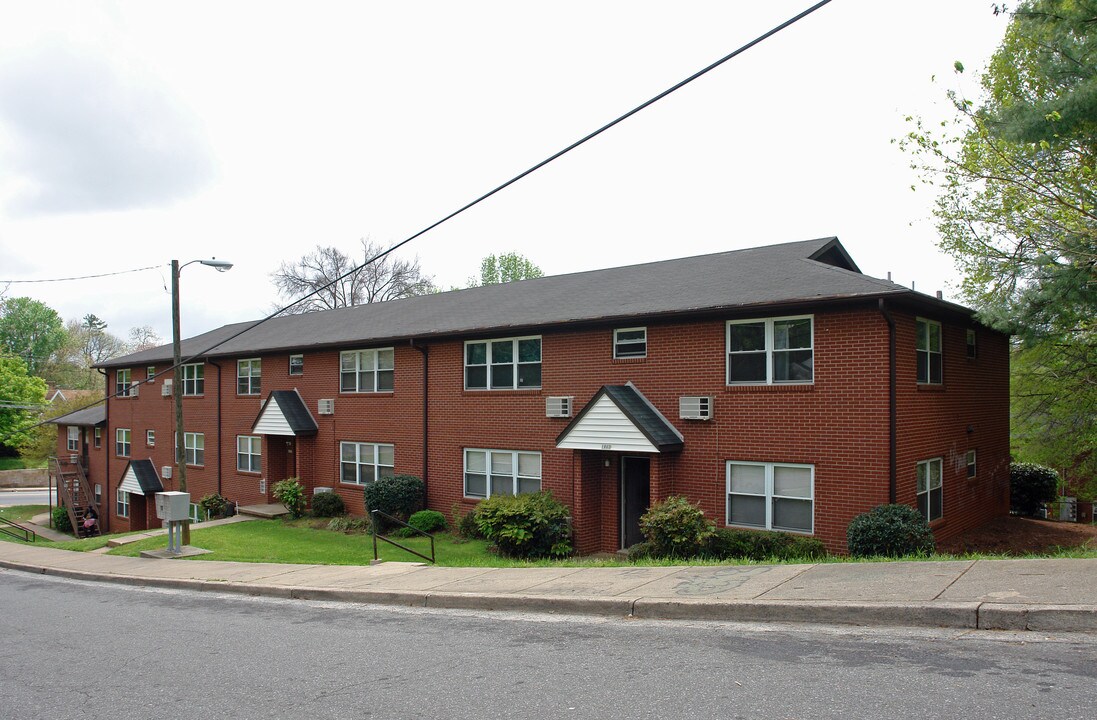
[0,457,45,471]
[0,504,47,525]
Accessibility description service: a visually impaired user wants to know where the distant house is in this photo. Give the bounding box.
[57,238,1009,552]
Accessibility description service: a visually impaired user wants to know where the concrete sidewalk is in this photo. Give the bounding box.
[0,539,1094,633]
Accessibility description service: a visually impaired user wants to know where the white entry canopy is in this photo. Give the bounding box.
[556,383,683,454]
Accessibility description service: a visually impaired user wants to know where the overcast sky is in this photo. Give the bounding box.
[0,1,1009,344]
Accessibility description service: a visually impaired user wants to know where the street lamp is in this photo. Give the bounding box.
[172,258,232,545]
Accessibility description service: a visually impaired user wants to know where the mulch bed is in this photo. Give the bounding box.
[937,515,1097,556]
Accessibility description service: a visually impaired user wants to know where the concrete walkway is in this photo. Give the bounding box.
[1,534,1094,633]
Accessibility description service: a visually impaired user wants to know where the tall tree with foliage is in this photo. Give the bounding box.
[46,314,128,390]
[0,356,48,451]
[271,239,436,314]
[471,252,543,286]
[902,0,1097,493]
[0,297,66,376]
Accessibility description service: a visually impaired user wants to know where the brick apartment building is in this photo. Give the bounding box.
[53,238,1010,553]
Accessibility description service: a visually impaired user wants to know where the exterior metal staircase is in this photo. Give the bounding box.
[49,455,101,538]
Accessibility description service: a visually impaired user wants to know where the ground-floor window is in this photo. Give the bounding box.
[917,458,943,522]
[116,489,130,518]
[340,442,395,485]
[237,435,261,473]
[189,503,203,523]
[464,449,542,499]
[726,461,813,533]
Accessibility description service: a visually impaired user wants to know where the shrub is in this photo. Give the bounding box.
[198,493,229,520]
[626,541,654,561]
[363,475,424,528]
[452,504,482,540]
[1010,462,1060,516]
[327,516,371,534]
[639,496,714,558]
[272,478,307,519]
[847,504,935,557]
[475,491,573,559]
[52,507,72,533]
[310,491,346,518]
[408,509,447,534]
[704,527,828,561]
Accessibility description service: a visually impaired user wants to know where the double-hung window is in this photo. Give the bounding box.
[727,316,813,384]
[726,461,813,533]
[237,359,261,395]
[464,449,542,499]
[94,427,101,448]
[116,489,129,518]
[916,319,942,384]
[146,430,155,447]
[66,426,79,452]
[340,442,395,485]
[340,349,394,392]
[289,354,304,376]
[966,450,977,479]
[146,366,156,382]
[116,369,132,397]
[464,337,541,390]
[917,458,943,521]
[614,328,647,359]
[184,432,204,466]
[237,436,262,473]
[116,428,131,457]
[182,363,204,395]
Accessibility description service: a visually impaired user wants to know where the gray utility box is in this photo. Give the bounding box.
[155,491,191,521]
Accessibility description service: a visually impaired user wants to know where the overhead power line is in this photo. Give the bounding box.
[0,0,835,444]
[0,264,163,284]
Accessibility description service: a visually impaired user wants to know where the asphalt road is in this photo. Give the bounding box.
[0,489,55,506]
[2,569,1095,719]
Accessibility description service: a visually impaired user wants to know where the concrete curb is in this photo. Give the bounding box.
[978,603,1097,633]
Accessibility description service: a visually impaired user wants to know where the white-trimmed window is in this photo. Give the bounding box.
[182,363,204,395]
[916,318,943,384]
[340,441,395,485]
[237,358,261,395]
[464,449,542,499]
[94,483,102,506]
[289,354,304,376]
[66,426,79,452]
[146,365,156,382]
[966,450,977,479]
[340,349,394,393]
[917,458,943,522]
[94,427,101,448]
[726,461,813,533]
[727,316,813,384]
[614,327,647,359]
[189,503,203,523]
[966,329,977,359]
[116,369,132,397]
[184,432,204,466]
[116,488,129,518]
[464,337,541,390]
[116,428,131,457]
[237,435,261,473]
[146,430,155,447]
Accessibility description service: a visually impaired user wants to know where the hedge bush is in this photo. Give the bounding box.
[639,496,714,558]
[272,478,307,519]
[363,475,424,528]
[847,504,935,557]
[52,507,72,533]
[408,509,447,533]
[475,491,572,559]
[1010,462,1060,516]
[198,493,230,520]
[452,505,482,541]
[704,527,827,561]
[327,516,371,534]
[310,491,346,518]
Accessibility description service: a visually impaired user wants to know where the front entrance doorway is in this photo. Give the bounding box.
[620,456,650,549]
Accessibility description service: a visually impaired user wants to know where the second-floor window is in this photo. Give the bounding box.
[116,369,132,397]
[238,359,261,395]
[93,427,101,448]
[66,426,79,451]
[917,318,943,384]
[727,316,813,384]
[116,428,131,457]
[182,363,204,395]
[289,354,304,376]
[184,432,205,466]
[340,349,394,393]
[146,430,155,446]
[465,337,541,390]
[614,328,647,359]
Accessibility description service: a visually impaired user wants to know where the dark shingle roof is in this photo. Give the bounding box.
[123,459,164,495]
[558,384,685,452]
[100,237,935,367]
[253,390,319,436]
[46,405,106,426]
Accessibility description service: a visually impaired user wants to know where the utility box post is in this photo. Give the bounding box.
[155,491,190,554]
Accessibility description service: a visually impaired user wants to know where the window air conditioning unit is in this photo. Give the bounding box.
[129,381,140,397]
[161,379,173,397]
[679,396,713,421]
[546,396,573,418]
[317,399,334,415]
[161,465,173,479]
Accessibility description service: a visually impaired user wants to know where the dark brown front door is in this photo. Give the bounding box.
[621,456,650,549]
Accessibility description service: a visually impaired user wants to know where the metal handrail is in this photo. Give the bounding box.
[0,515,36,543]
[370,510,435,564]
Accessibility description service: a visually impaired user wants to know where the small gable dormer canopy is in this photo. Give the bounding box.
[556,383,683,454]
[118,459,164,496]
[252,390,318,437]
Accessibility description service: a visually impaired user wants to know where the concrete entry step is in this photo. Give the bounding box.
[237,503,289,519]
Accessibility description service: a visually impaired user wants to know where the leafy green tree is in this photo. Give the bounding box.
[46,314,127,390]
[0,297,66,375]
[0,356,48,451]
[18,395,91,463]
[901,0,1096,483]
[471,252,543,286]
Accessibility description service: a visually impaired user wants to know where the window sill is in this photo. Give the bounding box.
[612,356,647,363]
[724,383,814,393]
[237,470,262,476]
[916,383,946,393]
[338,391,394,396]
[725,522,814,536]
[462,388,542,396]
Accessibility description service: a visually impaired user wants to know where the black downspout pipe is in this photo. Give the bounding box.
[97,367,110,533]
[411,340,429,505]
[878,299,897,504]
[209,360,223,497]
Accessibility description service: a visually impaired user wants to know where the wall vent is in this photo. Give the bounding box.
[161,379,173,397]
[317,398,335,415]
[161,465,173,479]
[679,396,713,420]
[546,396,573,418]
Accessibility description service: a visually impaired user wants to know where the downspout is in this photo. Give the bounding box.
[209,359,224,497]
[97,367,110,533]
[410,340,429,505]
[878,299,897,504]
